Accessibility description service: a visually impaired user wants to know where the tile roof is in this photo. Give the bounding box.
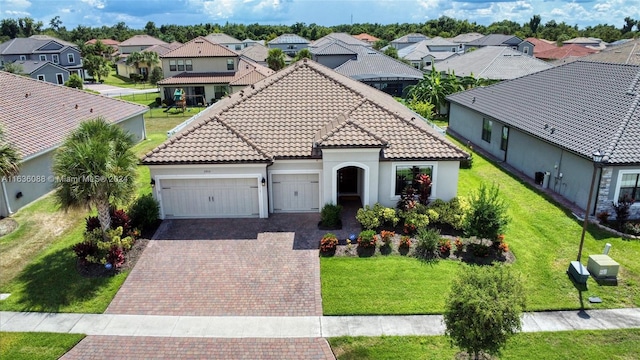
[205,33,242,44]
[449,33,484,43]
[333,44,425,81]
[465,34,520,47]
[398,38,458,61]
[142,60,467,165]
[162,37,238,58]
[392,33,429,44]
[268,34,310,45]
[0,71,148,159]
[85,39,120,46]
[563,37,602,45]
[353,33,380,43]
[238,43,270,62]
[535,44,597,60]
[144,42,182,56]
[311,42,357,56]
[581,39,640,65]
[447,61,640,164]
[119,35,167,47]
[313,33,371,47]
[157,58,273,86]
[525,37,557,55]
[0,36,77,55]
[428,46,553,80]
[14,60,68,74]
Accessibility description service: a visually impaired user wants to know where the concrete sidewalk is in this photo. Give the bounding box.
[2,308,639,337]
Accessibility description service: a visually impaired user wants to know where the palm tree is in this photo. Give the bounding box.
[294,48,312,62]
[266,48,285,71]
[126,51,159,80]
[52,118,138,233]
[0,126,20,177]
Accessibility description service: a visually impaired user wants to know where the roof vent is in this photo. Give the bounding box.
[75,104,78,109]
[25,93,29,98]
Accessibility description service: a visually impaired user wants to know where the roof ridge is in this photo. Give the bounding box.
[603,86,640,163]
[625,42,638,65]
[214,116,273,160]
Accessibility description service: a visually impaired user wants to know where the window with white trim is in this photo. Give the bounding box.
[37,74,45,81]
[52,54,59,64]
[169,60,176,71]
[67,53,75,63]
[20,55,26,60]
[185,59,193,71]
[227,58,234,70]
[482,118,492,143]
[177,59,184,71]
[39,54,46,61]
[394,165,433,196]
[523,47,529,54]
[619,173,640,202]
[56,73,64,84]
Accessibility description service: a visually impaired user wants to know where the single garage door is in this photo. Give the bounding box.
[272,174,320,212]
[160,178,259,218]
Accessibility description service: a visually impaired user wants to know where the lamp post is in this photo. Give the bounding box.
[577,150,604,262]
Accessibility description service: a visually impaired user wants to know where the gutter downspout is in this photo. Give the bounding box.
[1,180,13,216]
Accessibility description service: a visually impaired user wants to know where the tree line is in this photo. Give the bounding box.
[2,15,639,46]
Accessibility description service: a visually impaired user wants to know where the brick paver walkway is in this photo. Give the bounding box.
[60,336,334,360]
[106,232,322,316]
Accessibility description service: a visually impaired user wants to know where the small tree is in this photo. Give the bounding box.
[0,126,20,177]
[266,48,285,71]
[464,183,509,239]
[383,46,399,59]
[2,62,24,75]
[294,48,312,62]
[64,73,83,89]
[444,265,526,359]
[149,66,163,85]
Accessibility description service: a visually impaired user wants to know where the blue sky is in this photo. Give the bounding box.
[1,0,634,30]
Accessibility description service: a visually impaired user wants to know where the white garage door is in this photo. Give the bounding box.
[160,178,259,218]
[272,174,320,212]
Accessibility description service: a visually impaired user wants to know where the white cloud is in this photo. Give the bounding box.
[80,0,105,9]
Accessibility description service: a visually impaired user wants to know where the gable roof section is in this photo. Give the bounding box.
[314,33,371,47]
[430,46,553,79]
[268,34,310,45]
[0,36,76,55]
[333,45,425,81]
[582,39,640,65]
[144,42,182,56]
[450,33,484,43]
[525,37,557,55]
[466,34,520,47]
[158,57,273,86]
[535,44,597,61]
[392,33,429,44]
[15,60,69,74]
[353,33,380,43]
[0,71,148,160]
[142,60,467,165]
[162,37,238,58]
[205,33,242,44]
[447,61,640,164]
[311,42,358,56]
[119,35,167,47]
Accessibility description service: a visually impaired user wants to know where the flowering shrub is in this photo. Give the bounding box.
[110,209,132,234]
[320,233,339,253]
[399,236,412,249]
[497,234,505,242]
[357,230,377,248]
[380,230,395,245]
[454,238,464,252]
[498,242,509,253]
[439,238,452,254]
[72,226,134,270]
[106,246,125,268]
[85,216,101,232]
[356,206,381,230]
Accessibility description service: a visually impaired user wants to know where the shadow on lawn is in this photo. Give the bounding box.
[14,247,113,312]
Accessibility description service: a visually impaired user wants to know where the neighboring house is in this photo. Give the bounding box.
[238,43,292,67]
[398,37,461,69]
[142,59,468,219]
[157,36,273,105]
[447,61,640,219]
[581,39,640,66]
[353,33,380,45]
[116,41,182,79]
[563,37,607,51]
[0,71,148,217]
[389,33,429,50]
[313,33,371,48]
[537,44,597,63]
[268,34,310,56]
[426,46,553,80]
[13,60,70,84]
[0,35,83,78]
[118,35,167,55]
[463,34,534,55]
[449,32,484,45]
[243,38,264,47]
[310,33,425,97]
[84,38,120,56]
[205,33,245,51]
[525,37,557,58]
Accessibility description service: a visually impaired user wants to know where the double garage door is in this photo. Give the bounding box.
[160,178,259,218]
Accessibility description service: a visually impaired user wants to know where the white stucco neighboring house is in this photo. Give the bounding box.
[142,60,468,219]
[447,61,640,219]
[0,71,148,217]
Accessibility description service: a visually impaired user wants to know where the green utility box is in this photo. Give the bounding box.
[568,261,589,284]
[587,254,619,279]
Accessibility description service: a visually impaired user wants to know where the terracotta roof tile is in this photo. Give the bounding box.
[536,44,597,60]
[162,37,238,58]
[0,72,148,159]
[157,58,273,86]
[142,60,467,165]
[120,35,167,47]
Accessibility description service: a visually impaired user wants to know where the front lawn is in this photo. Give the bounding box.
[329,329,640,359]
[321,143,640,314]
[0,332,85,360]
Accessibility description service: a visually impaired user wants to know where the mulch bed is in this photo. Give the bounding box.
[323,234,515,265]
[76,238,150,278]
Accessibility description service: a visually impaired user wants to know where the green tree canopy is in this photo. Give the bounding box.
[266,48,285,71]
[383,46,398,59]
[0,125,20,178]
[294,48,312,62]
[64,73,83,89]
[444,265,526,360]
[52,118,138,232]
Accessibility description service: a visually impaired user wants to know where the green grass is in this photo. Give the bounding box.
[321,257,462,315]
[0,332,85,360]
[321,141,640,315]
[102,71,155,89]
[329,329,640,359]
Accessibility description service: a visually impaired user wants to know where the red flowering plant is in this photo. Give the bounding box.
[357,230,377,248]
[454,238,464,252]
[320,233,339,253]
[439,238,452,254]
[380,230,395,246]
[415,174,432,205]
[399,235,412,249]
[498,242,509,253]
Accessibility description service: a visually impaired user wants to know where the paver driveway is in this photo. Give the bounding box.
[106,218,322,316]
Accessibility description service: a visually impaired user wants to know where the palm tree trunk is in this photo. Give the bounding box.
[96,199,111,234]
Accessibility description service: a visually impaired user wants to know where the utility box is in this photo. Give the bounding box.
[587,255,619,279]
[568,261,589,284]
